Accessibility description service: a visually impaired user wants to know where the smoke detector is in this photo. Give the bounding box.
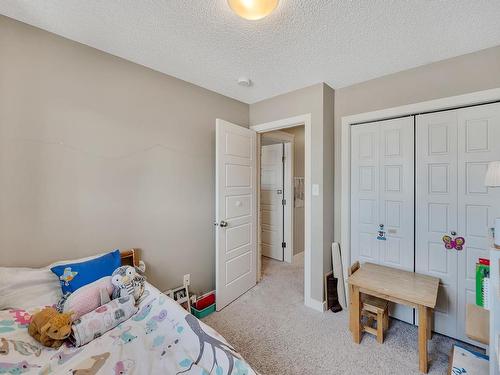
[237,77,252,87]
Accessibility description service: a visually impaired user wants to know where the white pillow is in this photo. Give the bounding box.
[0,266,62,310]
[48,252,105,268]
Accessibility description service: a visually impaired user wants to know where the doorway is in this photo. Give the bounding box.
[260,131,294,263]
[259,126,305,279]
[216,113,318,311]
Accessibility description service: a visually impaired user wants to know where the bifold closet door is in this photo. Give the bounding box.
[351,116,414,323]
[416,110,459,339]
[416,102,500,343]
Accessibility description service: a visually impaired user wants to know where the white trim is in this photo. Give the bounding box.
[256,134,262,282]
[307,298,328,313]
[252,114,310,132]
[251,114,315,310]
[340,88,500,303]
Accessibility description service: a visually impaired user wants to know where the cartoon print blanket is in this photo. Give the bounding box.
[70,296,138,347]
[0,283,256,375]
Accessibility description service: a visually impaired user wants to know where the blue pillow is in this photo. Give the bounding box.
[51,250,121,294]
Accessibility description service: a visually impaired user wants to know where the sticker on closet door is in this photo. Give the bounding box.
[377,224,386,241]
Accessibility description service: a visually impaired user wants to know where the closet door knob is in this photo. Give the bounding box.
[214,220,228,227]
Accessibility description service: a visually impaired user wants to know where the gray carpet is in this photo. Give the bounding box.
[204,256,478,375]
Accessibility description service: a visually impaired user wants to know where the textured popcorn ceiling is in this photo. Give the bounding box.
[1,0,500,103]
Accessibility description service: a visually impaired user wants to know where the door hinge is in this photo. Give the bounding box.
[282,242,287,248]
[282,156,285,162]
[282,199,286,205]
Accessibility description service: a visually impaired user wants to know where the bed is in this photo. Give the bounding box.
[0,250,256,375]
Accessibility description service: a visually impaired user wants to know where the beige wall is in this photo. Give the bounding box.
[0,16,249,296]
[250,83,335,303]
[283,126,305,255]
[334,45,500,241]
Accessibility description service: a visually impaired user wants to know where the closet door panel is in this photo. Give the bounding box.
[457,102,500,344]
[351,124,380,264]
[379,117,415,323]
[379,118,414,271]
[351,117,414,324]
[416,110,459,338]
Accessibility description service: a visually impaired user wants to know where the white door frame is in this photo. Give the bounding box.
[251,114,316,310]
[341,88,500,302]
[261,131,295,263]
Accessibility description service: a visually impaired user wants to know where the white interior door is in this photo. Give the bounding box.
[260,143,284,261]
[216,119,257,310]
[351,116,414,323]
[416,102,500,343]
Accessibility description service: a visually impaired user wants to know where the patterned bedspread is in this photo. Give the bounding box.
[0,283,256,375]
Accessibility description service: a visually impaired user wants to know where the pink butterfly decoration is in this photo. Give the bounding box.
[442,235,465,250]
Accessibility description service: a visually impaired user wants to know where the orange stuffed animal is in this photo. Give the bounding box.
[28,307,73,348]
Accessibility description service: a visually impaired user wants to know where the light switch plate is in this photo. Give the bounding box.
[312,184,320,196]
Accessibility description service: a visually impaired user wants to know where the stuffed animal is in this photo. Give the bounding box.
[28,307,73,348]
[111,266,145,303]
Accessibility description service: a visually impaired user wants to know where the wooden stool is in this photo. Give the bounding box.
[361,295,389,343]
[349,262,390,344]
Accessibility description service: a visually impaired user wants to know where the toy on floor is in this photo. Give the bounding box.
[111,266,145,303]
[28,307,73,348]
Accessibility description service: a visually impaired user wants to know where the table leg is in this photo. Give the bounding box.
[349,285,353,333]
[350,285,361,344]
[418,305,429,373]
[427,308,433,340]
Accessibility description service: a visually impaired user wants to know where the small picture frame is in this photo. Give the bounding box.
[165,284,191,313]
[174,288,187,301]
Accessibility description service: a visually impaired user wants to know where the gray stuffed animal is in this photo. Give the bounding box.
[111,266,145,303]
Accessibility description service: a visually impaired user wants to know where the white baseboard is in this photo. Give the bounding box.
[293,251,304,264]
[305,297,327,312]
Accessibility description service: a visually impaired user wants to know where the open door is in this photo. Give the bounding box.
[215,119,257,310]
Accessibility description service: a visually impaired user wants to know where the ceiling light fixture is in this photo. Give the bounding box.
[228,0,279,20]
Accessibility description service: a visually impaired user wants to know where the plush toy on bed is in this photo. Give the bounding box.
[28,307,73,348]
[111,266,145,303]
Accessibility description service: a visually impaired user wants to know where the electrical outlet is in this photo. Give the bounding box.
[183,274,190,286]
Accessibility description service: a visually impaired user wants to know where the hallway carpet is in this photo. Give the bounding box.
[204,256,476,374]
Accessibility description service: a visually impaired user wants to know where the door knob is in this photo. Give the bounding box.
[218,220,228,228]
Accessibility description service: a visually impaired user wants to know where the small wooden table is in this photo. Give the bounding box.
[348,263,440,373]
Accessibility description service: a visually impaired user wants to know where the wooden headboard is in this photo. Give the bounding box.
[120,248,140,267]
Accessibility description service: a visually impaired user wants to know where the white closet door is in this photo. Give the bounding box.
[351,123,380,265]
[416,102,500,343]
[379,118,415,322]
[456,102,500,343]
[416,110,459,338]
[351,116,414,323]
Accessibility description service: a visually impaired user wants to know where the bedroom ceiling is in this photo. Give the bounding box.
[1,0,500,104]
